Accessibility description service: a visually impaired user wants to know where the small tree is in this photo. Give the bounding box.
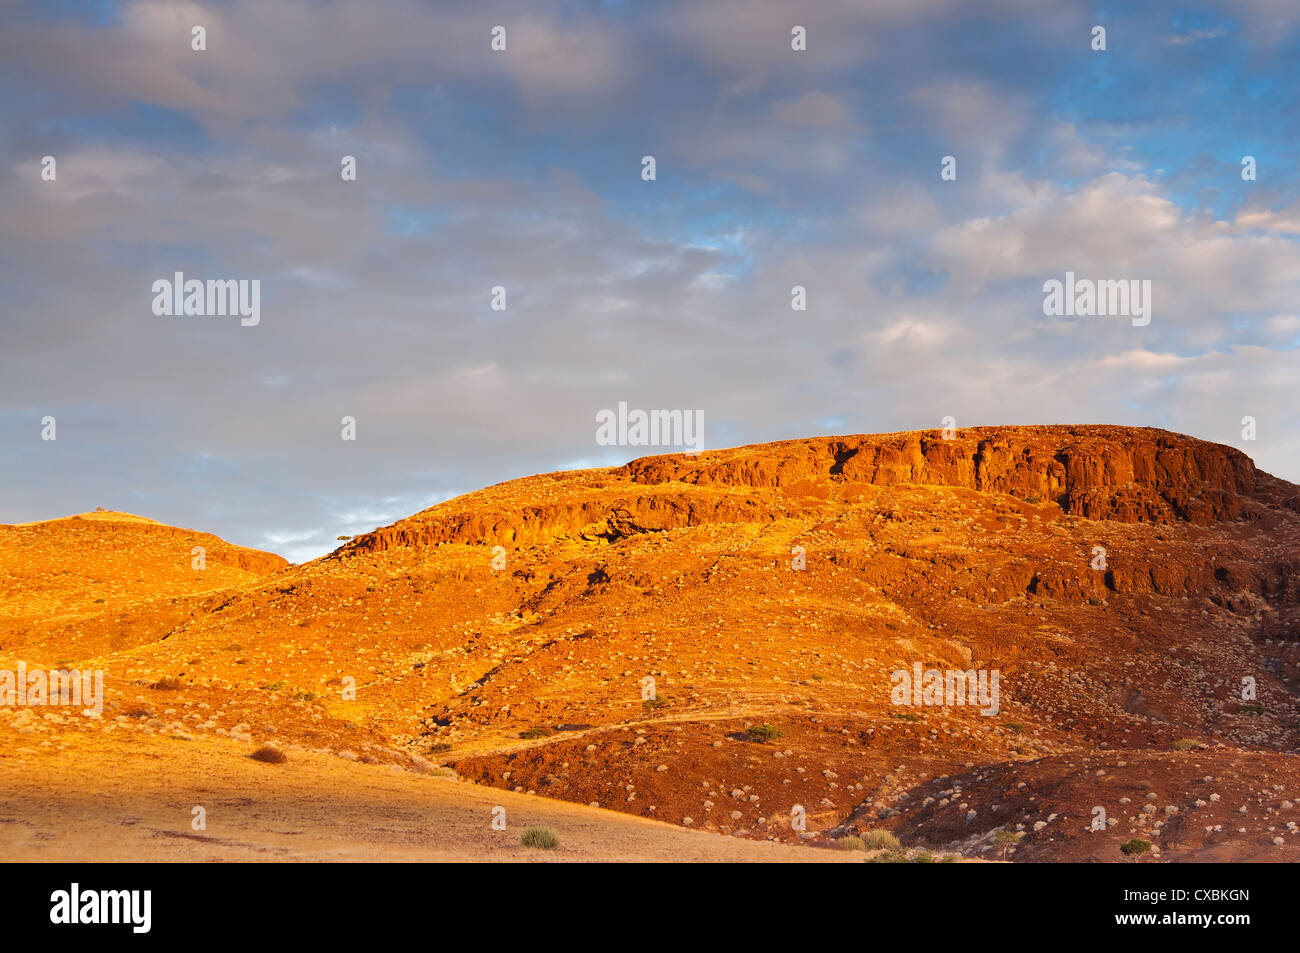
[994,829,1023,861]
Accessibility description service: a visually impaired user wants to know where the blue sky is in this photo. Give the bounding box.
[2,0,1298,561]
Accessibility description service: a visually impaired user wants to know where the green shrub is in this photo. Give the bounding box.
[1120,838,1152,860]
[865,849,907,863]
[519,726,552,740]
[746,723,783,743]
[836,835,866,851]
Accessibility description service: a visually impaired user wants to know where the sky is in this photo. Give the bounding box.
[1,0,1298,562]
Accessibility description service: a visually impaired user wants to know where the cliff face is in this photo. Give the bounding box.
[623,426,1269,524]
[346,426,1286,556]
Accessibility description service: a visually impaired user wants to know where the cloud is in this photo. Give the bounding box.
[2,0,1298,562]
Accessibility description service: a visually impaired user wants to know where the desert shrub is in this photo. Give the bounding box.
[836,835,866,851]
[249,745,287,764]
[861,829,901,850]
[519,726,552,740]
[865,848,909,863]
[1174,738,1200,750]
[746,724,783,743]
[642,696,669,710]
[122,704,152,719]
[1005,722,1026,733]
[150,677,183,691]
[262,681,286,692]
[1120,838,1152,859]
[520,826,559,849]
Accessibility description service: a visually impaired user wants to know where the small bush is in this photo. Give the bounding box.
[1238,704,1270,715]
[150,677,183,691]
[249,745,287,764]
[892,711,920,722]
[861,829,901,850]
[642,696,669,710]
[262,681,286,692]
[746,723,783,743]
[520,826,559,849]
[122,704,152,719]
[1005,722,1026,733]
[519,726,552,740]
[865,848,909,863]
[1087,596,1104,606]
[1173,738,1200,750]
[1120,838,1152,859]
[836,835,866,851]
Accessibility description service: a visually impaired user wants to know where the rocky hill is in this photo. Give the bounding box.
[2,427,1298,862]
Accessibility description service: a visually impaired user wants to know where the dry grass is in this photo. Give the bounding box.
[249,745,287,764]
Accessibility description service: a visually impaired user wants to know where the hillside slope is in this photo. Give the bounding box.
[3,426,1298,861]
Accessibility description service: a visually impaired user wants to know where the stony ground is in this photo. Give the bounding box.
[2,425,1297,861]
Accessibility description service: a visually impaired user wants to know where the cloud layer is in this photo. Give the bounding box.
[1,0,1297,561]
